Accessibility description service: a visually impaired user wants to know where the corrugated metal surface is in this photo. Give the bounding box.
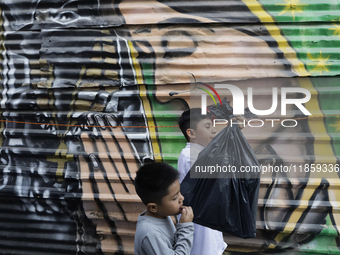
[0,0,340,254]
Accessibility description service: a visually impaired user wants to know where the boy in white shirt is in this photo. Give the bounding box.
[177,108,227,255]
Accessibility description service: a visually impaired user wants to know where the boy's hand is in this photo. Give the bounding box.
[232,115,247,130]
[179,206,194,223]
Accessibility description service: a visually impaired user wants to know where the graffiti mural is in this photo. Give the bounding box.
[0,0,339,254]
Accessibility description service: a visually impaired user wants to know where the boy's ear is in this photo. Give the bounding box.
[186,128,196,139]
[146,203,158,213]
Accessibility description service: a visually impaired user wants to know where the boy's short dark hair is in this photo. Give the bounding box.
[178,108,212,141]
[135,162,179,205]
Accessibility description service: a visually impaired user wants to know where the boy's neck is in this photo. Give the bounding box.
[189,141,205,147]
[188,139,197,144]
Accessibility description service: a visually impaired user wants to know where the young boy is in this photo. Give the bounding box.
[177,108,227,255]
[134,162,194,255]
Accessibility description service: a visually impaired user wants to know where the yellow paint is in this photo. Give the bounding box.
[329,18,340,37]
[93,43,101,51]
[91,56,103,62]
[242,0,309,76]
[330,24,340,37]
[102,37,114,43]
[101,30,111,35]
[275,0,308,20]
[47,141,71,181]
[104,70,118,80]
[105,57,118,65]
[76,65,86,88]
[307,51,332,75]
[47,63,54,88]
[103,44,116,53]
[127,40,162,162]
[47,90,54,111]
[86,68,102,77]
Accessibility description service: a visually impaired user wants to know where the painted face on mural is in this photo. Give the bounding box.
[116,0,310,170]
[118,0,292,85]
[118,0,306,154]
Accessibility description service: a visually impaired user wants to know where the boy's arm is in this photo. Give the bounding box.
[141,222,194,255]
[174,222,194,253]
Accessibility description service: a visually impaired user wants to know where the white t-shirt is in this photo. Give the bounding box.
[177,142,227,255]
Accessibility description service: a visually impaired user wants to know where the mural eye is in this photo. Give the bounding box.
[55,11,79,23]
[162,30,198,59]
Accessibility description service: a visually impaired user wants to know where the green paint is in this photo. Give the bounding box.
[291,216,340,254]
[141,62,187,168]
[223,216,340,255]
[260,0,340,23]
[198,87,217,105]
[311,77,340,159]
[260,1,340,76]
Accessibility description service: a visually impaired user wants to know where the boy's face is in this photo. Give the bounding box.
[191,118,216,147]
[156,180,184,217]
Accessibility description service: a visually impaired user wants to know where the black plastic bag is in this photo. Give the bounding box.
[180,124,260,238]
